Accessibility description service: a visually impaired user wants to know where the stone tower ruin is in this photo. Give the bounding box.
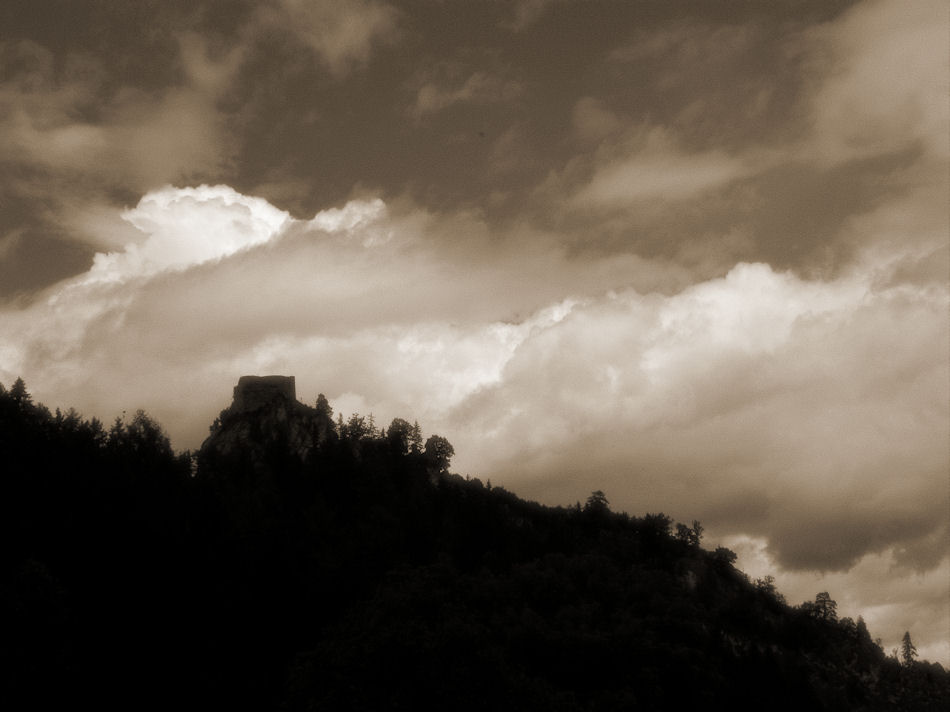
[231,375,296,413]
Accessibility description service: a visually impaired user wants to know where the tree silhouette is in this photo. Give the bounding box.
[2,380,949,711]
[901,631,918,666]
[386,418,413,455]
[713,546,737,567]
[423,434,454,473]
[10,377,31,408]
[805,591,838,622]
[643,512,672,536]
[675,520,704,546]
[409,421,423,453]
[753,575,785,604]
[345,413,368,440]
[585,490,610,514]
[315,393,332,420]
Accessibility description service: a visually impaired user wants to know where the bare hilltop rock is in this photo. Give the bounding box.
[199,375,333,473]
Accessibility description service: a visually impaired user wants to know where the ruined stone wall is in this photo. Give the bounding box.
[232,375,296,413]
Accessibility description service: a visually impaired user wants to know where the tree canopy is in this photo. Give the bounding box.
[1,377,946,712]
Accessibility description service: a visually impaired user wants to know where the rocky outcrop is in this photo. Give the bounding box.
[199,376,333,475]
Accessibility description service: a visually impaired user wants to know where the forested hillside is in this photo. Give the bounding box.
[1,379,947,711]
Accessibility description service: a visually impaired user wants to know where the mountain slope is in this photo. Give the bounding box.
[1,378,947,711]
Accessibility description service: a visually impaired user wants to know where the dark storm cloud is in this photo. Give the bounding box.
[0,15,245,294]
[0,0,399,296]
[0,0,874,294]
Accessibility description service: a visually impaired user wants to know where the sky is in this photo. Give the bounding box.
[1,0,947,663]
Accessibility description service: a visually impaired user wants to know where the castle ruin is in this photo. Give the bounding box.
[232,375,296,413]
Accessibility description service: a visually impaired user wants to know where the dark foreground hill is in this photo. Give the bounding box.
[1,377,947,711]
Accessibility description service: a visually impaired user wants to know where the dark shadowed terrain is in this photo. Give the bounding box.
[1,378,947,711]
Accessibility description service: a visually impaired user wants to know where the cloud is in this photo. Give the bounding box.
[500,0,563,31]
[571,97,622,143]
[410,71,523,120]
[0,35,241,192]
[804,0,948,165]
[444,260,947,571]
[524,0,944,278]
[564,126,760,209]
[726,536,950,666]
[0,178,945,662]
[78,185,290,285]
[260,0,399,77]
[0,33,246,295]
[0,230,23,260]
[487,123,536,177]
[0,0,945,667]
[609,20,757,68]
[2,185,944,571]
[307,197,387,235]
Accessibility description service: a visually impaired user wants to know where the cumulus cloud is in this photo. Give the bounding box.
[3,185,944,569]
[80,185,289,285]
[0,176,945,661]
[447,257,945,546]
[307,197,387,236]
[0,185,668,428]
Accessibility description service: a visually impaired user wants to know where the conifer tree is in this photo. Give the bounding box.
[585,490,610,513]
[10,377,31,407]
[814,591,838,622]
[409,421,423,453]
[315,393,333,420]
[901,631,918,666]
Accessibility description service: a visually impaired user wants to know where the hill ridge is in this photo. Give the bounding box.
[1,377,947,711]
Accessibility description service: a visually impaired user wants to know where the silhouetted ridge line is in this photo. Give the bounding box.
[1,376,947,712]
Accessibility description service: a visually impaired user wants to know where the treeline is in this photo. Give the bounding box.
[1,379,947,711]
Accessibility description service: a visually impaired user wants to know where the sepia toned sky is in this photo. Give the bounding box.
[1,0,947,662]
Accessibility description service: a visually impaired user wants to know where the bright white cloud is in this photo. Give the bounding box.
[307,197,388,238]
[79,185,290,285]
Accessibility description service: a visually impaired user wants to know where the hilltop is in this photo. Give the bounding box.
[1,377,947,711]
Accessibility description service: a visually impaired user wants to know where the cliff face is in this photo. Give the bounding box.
[200,376,332,473]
